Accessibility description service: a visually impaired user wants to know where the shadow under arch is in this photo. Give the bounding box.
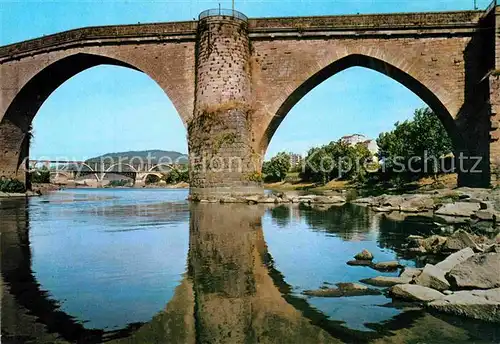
[0,52,185,182]
[259,53,460,154]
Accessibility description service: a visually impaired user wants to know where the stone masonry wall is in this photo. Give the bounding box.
[189,16,261,198]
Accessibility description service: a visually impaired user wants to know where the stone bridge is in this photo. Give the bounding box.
[2,5,500,197]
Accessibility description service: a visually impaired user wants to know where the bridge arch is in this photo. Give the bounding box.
[148,163,173,173]
[258,53,460,155]
[0,52,186,183]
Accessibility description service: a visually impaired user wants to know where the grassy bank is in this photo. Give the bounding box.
[265,173,458,197]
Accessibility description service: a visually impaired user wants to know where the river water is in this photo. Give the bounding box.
[1,189,499,343]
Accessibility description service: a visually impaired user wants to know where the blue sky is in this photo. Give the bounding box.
[1,0,492,160]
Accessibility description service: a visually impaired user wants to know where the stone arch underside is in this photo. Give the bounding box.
[258,53,460,155]
[0,50,193,182]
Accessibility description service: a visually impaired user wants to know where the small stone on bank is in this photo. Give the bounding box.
[354,249,374,261]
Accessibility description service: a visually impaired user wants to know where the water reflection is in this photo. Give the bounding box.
[2,192,499,343]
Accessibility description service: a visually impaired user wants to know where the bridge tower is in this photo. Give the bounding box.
[189,9,263,200]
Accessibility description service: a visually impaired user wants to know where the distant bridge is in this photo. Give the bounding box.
[28,160,181,183]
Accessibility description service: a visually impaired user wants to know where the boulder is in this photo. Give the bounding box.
[421,235,448,254]
[258,196,278,204]
[372,261,401,272]
[399,267,423,280]
[312,195,346,204]
[354,249,374,261]
[473,210,498,222]
[435,202,481,217]
[447,253,500,290]
[360,276,411,287]
[351,196,375,205]
[303,282,381,298]
[390,284,445,302]
[399,195,434,213]
[414,264,450,291]
[220,197,235,203]
[380,195,405,208]
[407,235,424,245]
[346,260,373,267]
[427,288,500,323]
[298,195,316,204]
[245,195,260,204]
[443,230,480,252]
[435,247,475,273]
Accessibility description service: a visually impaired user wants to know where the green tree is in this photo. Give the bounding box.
[165,166,189,184]
[377,107,453,177]
[300,140,372,184]
[30,166,51,184]
[263,152,291,182]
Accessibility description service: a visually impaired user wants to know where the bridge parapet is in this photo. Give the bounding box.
[0,21,197,61]
[248,10,483,32]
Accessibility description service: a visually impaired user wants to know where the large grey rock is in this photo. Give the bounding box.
[399,267,423,280]
[435,202,481,217]
[380,195,405,208]
[390,284,445,302]
[351,196,375,205]
[447,253,500,290]
[245,195,260,204]
[443,229,480,252]
[311,195,346,204]
[421,235,448,254]
[414,264,450,291]
[474,210,499,222]
[360,276,411,287]
[258,196,278,204]
[303,282,381,298]
[427,288,500,323]
[346,260,373,267]
[354,249,373,261]
[435,247,475,273]
[372,261,401,271]
[399,195,434,213]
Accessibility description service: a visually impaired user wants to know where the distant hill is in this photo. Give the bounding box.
[86,150,188,165]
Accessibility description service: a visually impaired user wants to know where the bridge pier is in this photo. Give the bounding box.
[188,12,263,200]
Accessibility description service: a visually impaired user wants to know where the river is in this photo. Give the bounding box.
[1,189,498,343]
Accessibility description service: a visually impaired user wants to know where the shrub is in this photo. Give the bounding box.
[0,178,26,193]
[30,170,51,184]
[165,167,189,184]
[106,180,130,188]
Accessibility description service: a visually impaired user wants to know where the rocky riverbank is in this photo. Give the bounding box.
[352,187,500,223]
[192,186,500,226]
[302,230,500,323]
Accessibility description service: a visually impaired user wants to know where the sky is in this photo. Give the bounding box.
[0,0,493,160]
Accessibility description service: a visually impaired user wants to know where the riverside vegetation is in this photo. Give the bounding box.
[264,107,455,193]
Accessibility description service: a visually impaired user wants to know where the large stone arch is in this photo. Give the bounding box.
[257,53,459,155]
[0,50,192,183]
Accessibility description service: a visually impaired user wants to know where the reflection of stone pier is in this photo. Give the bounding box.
[114,203,340,343]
